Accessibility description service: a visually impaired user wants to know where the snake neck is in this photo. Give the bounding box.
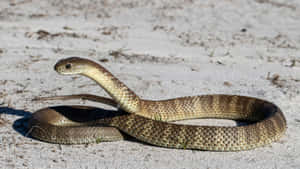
[83,65,140,113]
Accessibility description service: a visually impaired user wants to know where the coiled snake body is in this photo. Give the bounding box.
[29,57,286,151]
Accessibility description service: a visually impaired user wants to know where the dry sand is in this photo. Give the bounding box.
[0,0,300,168]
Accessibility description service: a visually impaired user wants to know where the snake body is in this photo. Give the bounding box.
[29,57,286,151]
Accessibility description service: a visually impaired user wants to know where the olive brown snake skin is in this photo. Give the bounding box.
[28,57,286,151]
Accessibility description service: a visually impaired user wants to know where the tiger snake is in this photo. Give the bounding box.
[29,57,286,151]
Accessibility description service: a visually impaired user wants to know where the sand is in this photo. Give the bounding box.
[0,0,299,168]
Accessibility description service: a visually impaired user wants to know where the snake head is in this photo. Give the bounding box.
[54,57,98,75]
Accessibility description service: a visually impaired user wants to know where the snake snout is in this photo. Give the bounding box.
[54,62,65,74]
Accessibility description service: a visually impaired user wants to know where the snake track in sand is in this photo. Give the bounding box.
[29,57,286,151]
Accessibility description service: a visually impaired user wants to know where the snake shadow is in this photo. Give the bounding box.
[0,106,32,137]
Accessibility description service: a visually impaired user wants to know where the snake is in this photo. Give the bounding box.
[28,57,287,151]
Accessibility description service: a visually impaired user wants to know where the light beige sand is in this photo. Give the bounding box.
[0,0,300,168]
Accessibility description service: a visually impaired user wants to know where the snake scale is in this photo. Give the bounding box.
[29,57,286,151]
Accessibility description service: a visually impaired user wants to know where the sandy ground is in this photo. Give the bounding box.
[0,0,300,168]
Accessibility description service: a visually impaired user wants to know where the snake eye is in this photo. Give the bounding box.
[65,63,72,69]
